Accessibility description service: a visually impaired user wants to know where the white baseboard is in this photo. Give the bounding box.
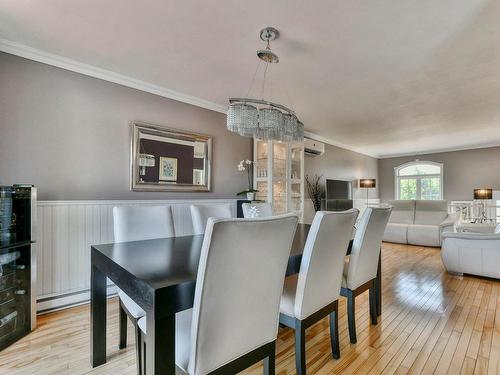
[37,286,118,314]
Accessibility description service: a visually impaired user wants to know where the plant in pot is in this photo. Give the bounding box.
[305,174,323,211]
[237,159,258,201]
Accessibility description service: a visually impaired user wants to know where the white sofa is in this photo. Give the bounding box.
[383,200,457,247]
[441,225,500,278]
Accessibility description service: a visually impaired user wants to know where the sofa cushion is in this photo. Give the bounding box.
[414,200,448,225]
[407,224,440,247]
[387,200,415,224]
[384,223,408,244]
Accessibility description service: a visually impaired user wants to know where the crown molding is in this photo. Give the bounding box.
[0,38,386,158]
[0,37,227,114]
[304,131,379,158]
[377,141,500,159]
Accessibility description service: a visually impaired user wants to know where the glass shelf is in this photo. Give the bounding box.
[253,139,304,221]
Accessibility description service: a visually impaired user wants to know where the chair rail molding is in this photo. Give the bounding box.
[35,199,237,313]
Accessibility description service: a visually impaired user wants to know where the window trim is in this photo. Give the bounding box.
[394,161,444,200]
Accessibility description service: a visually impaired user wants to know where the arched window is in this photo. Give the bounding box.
[394,161,443,200]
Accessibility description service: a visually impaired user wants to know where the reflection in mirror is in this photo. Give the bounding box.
[131,122,212,192]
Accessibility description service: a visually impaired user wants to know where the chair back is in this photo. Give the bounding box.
[242,202,273,218]
[188,214,298,374]
[346,207,391,289]
[294,209,358,320]
[190,203,233,235]
[113,205,175,242]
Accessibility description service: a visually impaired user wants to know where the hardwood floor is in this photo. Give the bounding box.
[1,242,499,374]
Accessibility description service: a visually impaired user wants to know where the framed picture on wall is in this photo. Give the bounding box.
[159,157,178,181]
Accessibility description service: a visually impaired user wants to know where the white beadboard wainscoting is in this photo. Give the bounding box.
[35,199,237,313]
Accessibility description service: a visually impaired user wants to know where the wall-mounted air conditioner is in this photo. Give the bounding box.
[304,137,325,156]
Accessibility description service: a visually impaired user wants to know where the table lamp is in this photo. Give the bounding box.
[360,179,376,207]
[474,188,492,222]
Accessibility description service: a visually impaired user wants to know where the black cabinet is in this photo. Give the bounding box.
[0,186,36,351]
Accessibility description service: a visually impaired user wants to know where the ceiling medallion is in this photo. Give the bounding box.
[226,27,304,142]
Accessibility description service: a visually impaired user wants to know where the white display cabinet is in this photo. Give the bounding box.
[253,139,304,220]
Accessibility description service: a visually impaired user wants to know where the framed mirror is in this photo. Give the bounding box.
[130,121,212,192]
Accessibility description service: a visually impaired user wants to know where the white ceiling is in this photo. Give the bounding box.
[1,0,500,158]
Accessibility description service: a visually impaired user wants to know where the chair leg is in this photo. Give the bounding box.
[347,290,357,344]
[135,324,142,375]
[294,321,306,375]
[369,286,378,325]
[263,343,275,375]
[329,302,340,359]
[118,301,127,349]
[141,334,146,375]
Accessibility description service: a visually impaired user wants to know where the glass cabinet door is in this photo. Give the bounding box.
[273,180,287,214]
[255,181,268,202]
[253,139,304,220]
[273,143,287,179]
[255,141,269,179]
[290,146,302,181]
[288,144,304,216]
[289,182,303,212]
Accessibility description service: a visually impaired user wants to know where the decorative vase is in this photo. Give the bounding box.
[246,192,256,201]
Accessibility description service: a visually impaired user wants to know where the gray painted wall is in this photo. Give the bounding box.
[378,147,500,202]
[0,52,252,200]
[305,143,379,200]
[0,52,379,202]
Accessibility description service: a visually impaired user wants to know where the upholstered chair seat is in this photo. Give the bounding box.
[138,309,193,373]
[341,207,392,344]
[138,214,298,375]
[117,290,145,318]
[112,205,176,375]
[341,256,350,288]
[279,274,299,317]
[279,209,359,374]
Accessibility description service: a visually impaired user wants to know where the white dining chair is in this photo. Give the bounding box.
[242,202,274,218]
[341,206,391,343]
[279,209,359,374]
[190,203,233,235]
[112,205,175,374]
[137,214,299,375]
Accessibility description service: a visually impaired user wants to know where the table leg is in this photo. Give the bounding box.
[146,312,175,374]
[376,251,382,316]
[91,264,107,367]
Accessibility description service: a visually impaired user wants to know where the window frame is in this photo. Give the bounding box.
[394,161,444,200]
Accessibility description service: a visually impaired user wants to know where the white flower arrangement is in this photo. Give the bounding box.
[237,159,258,196]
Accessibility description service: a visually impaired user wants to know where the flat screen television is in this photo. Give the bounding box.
[325,179,353,211]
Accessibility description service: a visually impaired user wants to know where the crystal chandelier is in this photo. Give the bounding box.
[226,27,304,142]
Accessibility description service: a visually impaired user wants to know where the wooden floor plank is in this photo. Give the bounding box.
[0,243,499,375]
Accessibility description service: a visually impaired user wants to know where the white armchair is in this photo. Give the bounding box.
[441,225,500,279]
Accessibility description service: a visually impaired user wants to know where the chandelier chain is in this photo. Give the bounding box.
[245,59,262,98]
[226,26,304,142]
[261,62,269,100]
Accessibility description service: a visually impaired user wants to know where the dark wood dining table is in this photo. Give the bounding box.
[90,223,381,374]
